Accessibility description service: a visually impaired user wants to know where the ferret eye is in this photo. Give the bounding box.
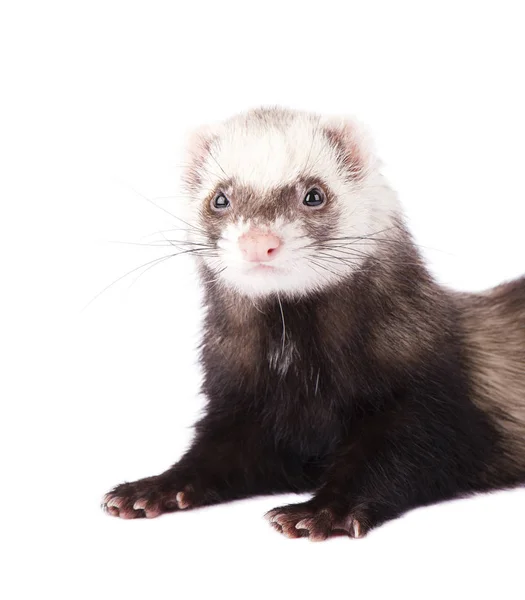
[303,188,325,208]
[212,193,230,210]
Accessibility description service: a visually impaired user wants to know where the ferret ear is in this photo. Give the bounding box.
[182,124,217,193]
[321,116,376,180]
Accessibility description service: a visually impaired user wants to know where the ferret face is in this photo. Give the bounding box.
[181,107,399,299]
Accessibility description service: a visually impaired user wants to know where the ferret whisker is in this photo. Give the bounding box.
[307,262,332,287]
[83,247,221,310]
[127,185,210,237]
[305,141,331,174]
[161,239,214,247]
[317,226,398,244]
[108,240,213,249]
[83,253,180,311]
[309,258,346,279]
[350,237,451,256]
[315,253,361,268]
[317,250,423,270]
[316,242,430,266]
[139,227,199,241]
[276,294,286,353]
[174,162,227,182]
[315,226,448,256]
[208,151,230,180]
[301,115,322,177]
[127,253,178,289]
[315,245,397,262]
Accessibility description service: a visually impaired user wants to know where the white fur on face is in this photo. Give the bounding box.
[195,111,368,198]
[181,108,402,299]
[211,216,354,298]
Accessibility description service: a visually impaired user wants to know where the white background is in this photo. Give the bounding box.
[1,1,525,598]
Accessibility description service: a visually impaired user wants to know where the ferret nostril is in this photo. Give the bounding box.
[265,237,281,257]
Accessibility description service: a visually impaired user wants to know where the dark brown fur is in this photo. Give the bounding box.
[203,177,341,242]
[103,222,525,538]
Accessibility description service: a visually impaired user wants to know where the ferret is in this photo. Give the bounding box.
[103,107,525,540]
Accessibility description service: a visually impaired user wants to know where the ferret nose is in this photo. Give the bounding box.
[238,230,282,262]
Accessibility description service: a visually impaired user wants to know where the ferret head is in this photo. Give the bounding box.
[181,107,400,299]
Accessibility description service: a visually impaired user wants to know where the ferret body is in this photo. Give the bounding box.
[103,107,525,539]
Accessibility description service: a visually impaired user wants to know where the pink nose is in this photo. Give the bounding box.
[238,230,282,262]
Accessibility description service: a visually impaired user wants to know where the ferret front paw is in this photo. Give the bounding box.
[102,476,196,519]
[265,501,368,541]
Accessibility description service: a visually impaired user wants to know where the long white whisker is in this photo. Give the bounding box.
[276,294,286,353]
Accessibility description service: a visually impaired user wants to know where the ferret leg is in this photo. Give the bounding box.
[266,415,466,540]
[102,418,318,519]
